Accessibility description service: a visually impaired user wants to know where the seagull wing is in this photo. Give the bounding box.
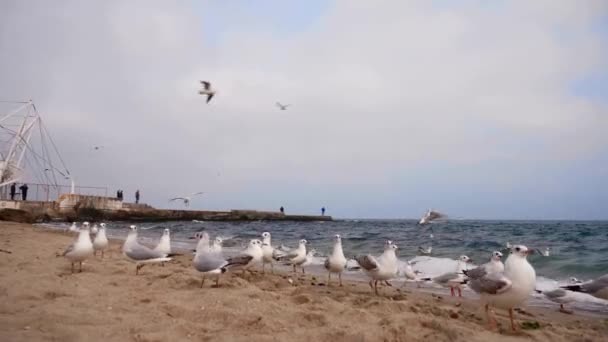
[169,197,187,202]
[206,93,214,103]
[200,81,211,90]
[355,255,379,271]
[191,192,205,197]
[468,272,512,295]
[276,102,283,108]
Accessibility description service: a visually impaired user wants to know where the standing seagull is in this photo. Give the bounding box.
[561,274,608,300]
[93,223,109,258]
[355,240,399,295]
[63,223,94,273]
[277,239,308,274]
[401,260,430,288]
[122,225,172,275]
[91,223,99,235]
[199,81,216,103]
[66,222,78,234]
[467,245,537,331]
[463,251,504,280]
[433,255,473,297]
[192,233,228,288]
[154,229,172,256]
[261,232,280,274]
[210,237,223,255]
[169,192,205,207]
[324,234,347,286]
[225,239,264,272]
[537,278,581,314]
[276,102,291,110]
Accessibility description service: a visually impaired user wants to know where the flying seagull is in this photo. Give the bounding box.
[418,209,447,225]
[169,192,205,207]
[92,146,104,151]
[199,81,216,103]
[276,102,290,110]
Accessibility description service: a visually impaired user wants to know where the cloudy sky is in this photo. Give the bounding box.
[1,0,607,219]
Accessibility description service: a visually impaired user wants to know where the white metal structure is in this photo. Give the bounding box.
[0,100,72,199]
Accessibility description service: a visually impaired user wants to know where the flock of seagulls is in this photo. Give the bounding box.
[60,223,608,332]
[198,80,290,111]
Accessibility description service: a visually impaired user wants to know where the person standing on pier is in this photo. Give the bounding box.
[135,190,140,204]
[10,183,16,200]
[116,190,120,199]
[19,183,28,201]
[321,207,326,216]
[280,206,284,214]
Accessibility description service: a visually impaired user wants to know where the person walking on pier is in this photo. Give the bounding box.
[135,190,140,204]
[321,207,326,216]
[19,183,29,201]
[280,206,284,214]
[10,183,16,200]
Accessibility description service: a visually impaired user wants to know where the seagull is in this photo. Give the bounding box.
[506,242,513,249]
[537,278,582,314]
[467,245,537,331]
[433,255,473,297]
[418,209,446,225]
[92,146,104,150]
[199,81,216,103]
[536,247,550,257]
[210,237,223,255]
[62,223,94,273]
[276,239,308,274]
[324,234,347,286]
[261,232,281,274]
[192,233,228,288]
[418,246,432,255]
[401,260,430,288]
[561,274,608,300]
[225,239,263,272]
[122,225,172,275]
[153,229,171,256]
[66,222,78,234]
[93,223,109,258]
[276,102,291,110]
[463,251,504,280]
[91,224,99,235]
[169,192,205,207]
[301,249,316,269]
[355,240,399,295]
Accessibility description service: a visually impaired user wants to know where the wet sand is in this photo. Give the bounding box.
[0,221,607,341]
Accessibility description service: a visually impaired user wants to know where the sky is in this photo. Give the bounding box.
[1,0,607,220]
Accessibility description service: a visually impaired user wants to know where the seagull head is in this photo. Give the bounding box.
[214,237,223,245]
[299,239,308,246]
[129,225,137,232]
[491,251,503,261]
[459,255,473,263]
[334,234,341,242]
[83,221,90,227]
[261,232,271,239]
[390,243,399,252]
[163,228,170,236]
[511,245,533,257]
[100,223,106,228]
[384,240,394,250]
[569,277,582,284]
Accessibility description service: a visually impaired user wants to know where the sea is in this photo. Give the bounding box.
[41,219,608,316]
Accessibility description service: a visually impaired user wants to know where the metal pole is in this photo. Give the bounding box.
[0,103,31,182]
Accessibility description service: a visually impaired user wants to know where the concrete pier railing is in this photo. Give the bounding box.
[0,194,332,223]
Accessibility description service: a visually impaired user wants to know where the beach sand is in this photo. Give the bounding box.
[0,221,606,342]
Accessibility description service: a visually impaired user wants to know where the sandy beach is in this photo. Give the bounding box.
[0,221,606,342]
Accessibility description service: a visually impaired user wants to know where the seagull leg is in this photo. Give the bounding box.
[485,304,497,330]
[79,262,83,273]
[559,304,573,314]
[327,272,331,286]
[293,265,296,273]
[136,264,145,275]
[71,262,74,274]
[339,272,343,287]
[457,287,462,297]
[215,276,220,287]
[201,277,205,288]
[369,280,374,291]
[374,280,379,295]
[101,250,104,259]
[302,267,305,275]
[450,287,455,297]
[271,262,274,274]
[509,307,517,331]
[384,281,392,287]
[262,263,266,274]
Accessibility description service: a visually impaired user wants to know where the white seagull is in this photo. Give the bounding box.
[537,277,582,314]
[276,239,308,274]
[154,229,172,255]
[199,81,216,103]
[225,239,263,272]
[122,225,172,275]
[276,102,291,110]
[261,232,282,274]
[324,234,347,286]
[463,251,504,280]
[93,223,109,258]
[192,233,228,287]
[433,255,473,297]
[401,260,430,288]
[67,222,78,234]
[210,236,223,255]
[355,240,399,295]
[169,192,205,207]
[561,274,608,300]
[418,246,432,255]
[467,245,537,331]
[91,223,99,235]
[418,209,446,225]
[62,222,94,273]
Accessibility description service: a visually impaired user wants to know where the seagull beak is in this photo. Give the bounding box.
[188,236,196,240]
[527,249,536,255]
[467,259,473,263]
